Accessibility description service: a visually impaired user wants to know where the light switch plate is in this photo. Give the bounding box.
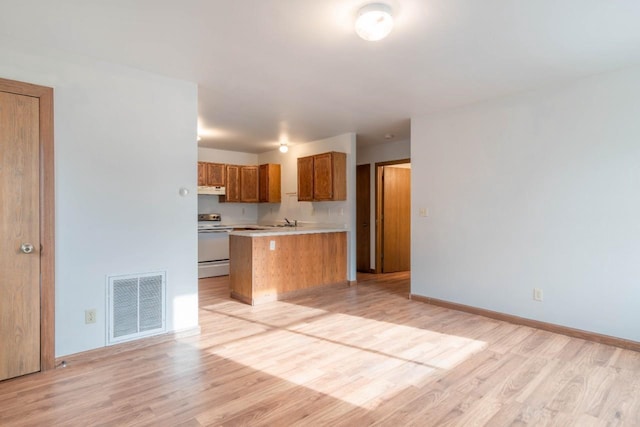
[419,208,429,217]
[533,288,543,302]
[269,240,276,251]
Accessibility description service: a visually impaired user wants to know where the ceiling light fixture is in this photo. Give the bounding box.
[279,142,289,153]
[355,3,394,41]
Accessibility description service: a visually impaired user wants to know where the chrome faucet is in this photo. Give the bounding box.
[284,218,297,227]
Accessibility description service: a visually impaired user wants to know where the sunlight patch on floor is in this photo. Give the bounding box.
[205,301,487,409]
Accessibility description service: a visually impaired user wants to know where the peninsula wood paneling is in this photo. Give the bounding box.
[229,232,348,305]
[322,232,347,284]
[228,235,253,305]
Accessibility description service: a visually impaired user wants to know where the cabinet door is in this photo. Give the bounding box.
[240,165,259,202]
[259,164,281,203]
[329,152,346,201]
[225,165,241,202]
[206,163,226,186]
[197,162,207,186]
[297,156,314,201]
[313,152,334,200]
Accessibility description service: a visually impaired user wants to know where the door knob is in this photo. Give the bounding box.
[20,243,34,254]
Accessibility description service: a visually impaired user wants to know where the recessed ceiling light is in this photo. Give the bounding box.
[355,3,394,41]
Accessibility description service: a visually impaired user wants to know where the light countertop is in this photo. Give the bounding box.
[229,225,347,237]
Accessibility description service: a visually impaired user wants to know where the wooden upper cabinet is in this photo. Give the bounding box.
[198,162,226,186]
[297,156,314,201]
[298,151,346,201]
[240,165,259,203]
[203,162,281,203]
[206,163,225,186]
[197,162,207,186]
[223,165,241,202]
[259,163,281,203]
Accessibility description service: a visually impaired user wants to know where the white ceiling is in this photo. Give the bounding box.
[2,1,640,153]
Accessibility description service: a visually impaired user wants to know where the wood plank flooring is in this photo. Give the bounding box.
[1,272,639,426]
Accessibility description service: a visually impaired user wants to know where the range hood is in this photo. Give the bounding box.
[197,186,226,195]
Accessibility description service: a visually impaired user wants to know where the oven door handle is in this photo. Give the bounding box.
[198,230,232,234]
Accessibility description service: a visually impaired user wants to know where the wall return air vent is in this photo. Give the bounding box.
[107,271,166,345]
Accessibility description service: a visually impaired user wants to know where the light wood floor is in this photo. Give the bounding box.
[1,272,639,426]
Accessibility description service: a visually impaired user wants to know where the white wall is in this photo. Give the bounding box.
[411,65,640,342]
[356,139,411,270]
[356,139,411,166]
[258,133,357,281]
[197,147,259,223]
[0,38,199,356]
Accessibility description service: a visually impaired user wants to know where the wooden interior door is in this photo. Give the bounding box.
[0,90,41,380]
[381,166,411,273]
[356,164,371,272]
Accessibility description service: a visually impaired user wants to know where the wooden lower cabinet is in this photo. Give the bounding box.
[229,232,347,305]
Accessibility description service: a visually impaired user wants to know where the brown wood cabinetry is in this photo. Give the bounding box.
[297,156,314,201]
[259,164,281,203]
[240,165,259,202]
[221,165,260,203]
[198,162,226,186]
[206,163,225,186]
[297,151,346,201]
[197,162,207,186]
[222,165,241,202]
[201,161,281,203]
[230,231,347,305]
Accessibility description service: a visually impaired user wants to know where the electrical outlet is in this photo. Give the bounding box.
[85,309,97,324]
[533,288,543,302]
[269,240,276,251]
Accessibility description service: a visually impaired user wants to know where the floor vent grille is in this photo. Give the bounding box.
[108,272,166,344]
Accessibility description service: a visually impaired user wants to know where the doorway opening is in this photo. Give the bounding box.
[375,160,411,274]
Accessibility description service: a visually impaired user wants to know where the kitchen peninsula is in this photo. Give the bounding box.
[229,227,348,305]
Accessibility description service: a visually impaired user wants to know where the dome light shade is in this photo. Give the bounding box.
[279,143,289,153]
[355,3,393,41]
